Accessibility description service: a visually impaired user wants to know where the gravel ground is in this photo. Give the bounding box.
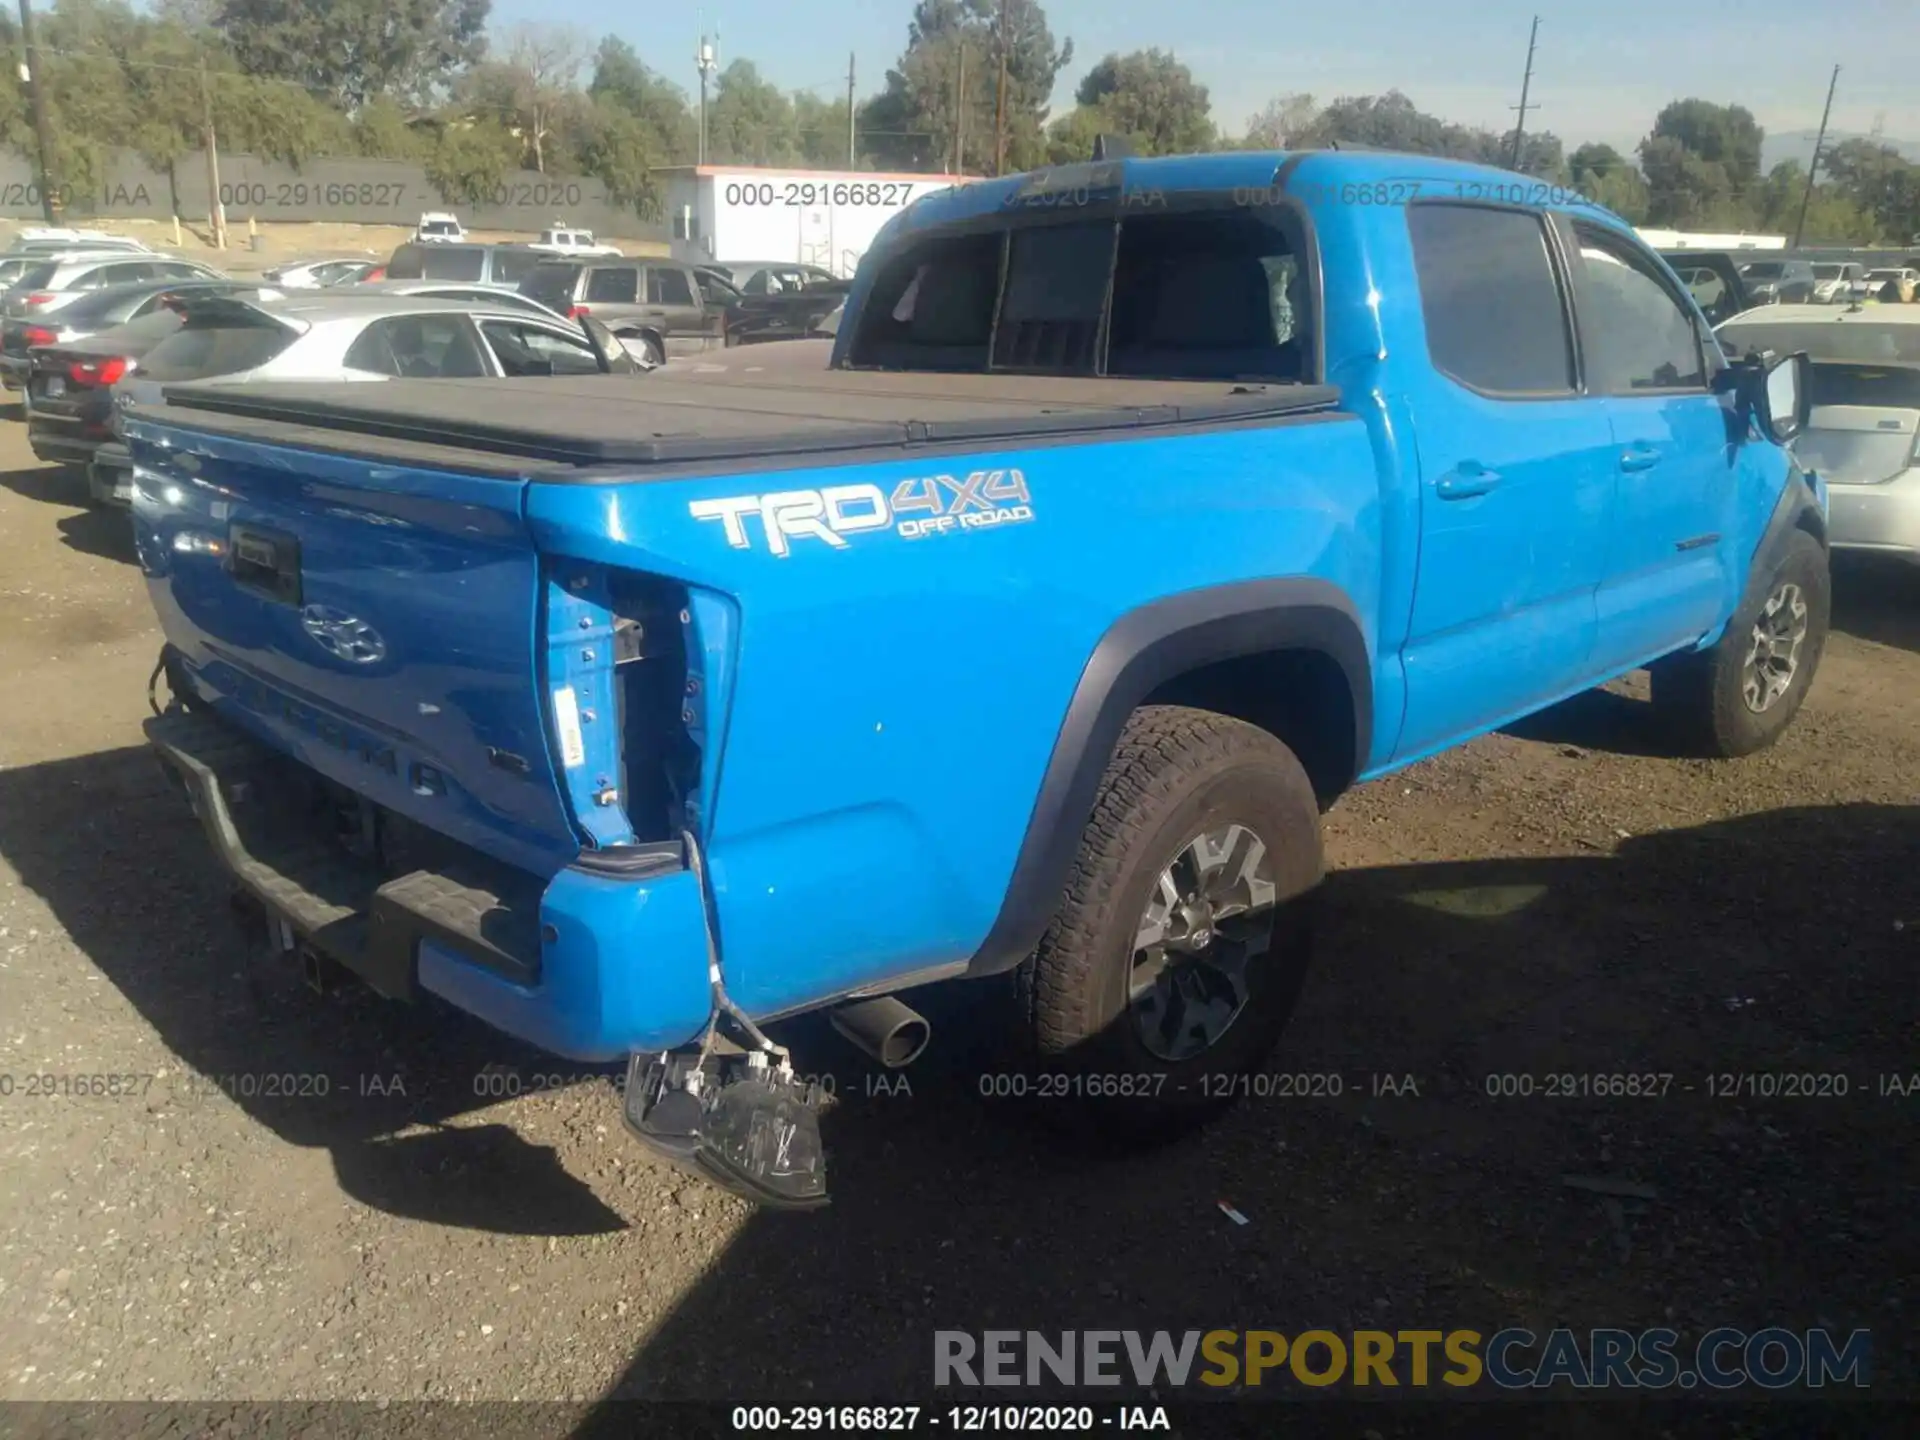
[0,424,1916,1428]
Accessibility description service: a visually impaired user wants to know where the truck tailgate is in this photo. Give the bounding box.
[124,420,579,876]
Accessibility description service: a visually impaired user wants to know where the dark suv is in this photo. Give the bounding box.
[519,259,722,364]
[382,242,547,288]
[1737,257,1817,305]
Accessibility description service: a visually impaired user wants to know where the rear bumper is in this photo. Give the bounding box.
[89,442,133,507]
[146,703,714,1060]
[1827,466,1920,561]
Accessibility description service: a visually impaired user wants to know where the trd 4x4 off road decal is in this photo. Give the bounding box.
[688,470,1033,557]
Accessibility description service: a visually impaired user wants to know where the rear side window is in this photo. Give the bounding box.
[134,319,299,381]
[1407,204,1573,394]
[586,267,639,303]
[17,262,59,289]
[522,263,582,309]
[490,248,542,285]
[648,268,694,306]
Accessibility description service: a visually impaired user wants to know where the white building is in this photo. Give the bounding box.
[1635,228,1787,251]
[659,165,973,278]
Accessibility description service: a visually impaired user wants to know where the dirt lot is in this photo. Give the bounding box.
[0,416,1916,1428]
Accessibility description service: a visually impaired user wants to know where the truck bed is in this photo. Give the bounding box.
[139,370,1345,478]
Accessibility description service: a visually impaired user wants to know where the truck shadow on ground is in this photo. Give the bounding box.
[1,748,1914,1414]
[0,462,139,562]
[0,742,627,1237]
[1507,555,1920,756]
[573,802,1918,1417]
[1831,554,1920,656]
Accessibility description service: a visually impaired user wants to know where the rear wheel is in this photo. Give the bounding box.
[1011,706,1323,1139]
[1651,528,1829,757]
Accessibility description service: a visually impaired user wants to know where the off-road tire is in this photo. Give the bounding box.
[1651,528,1829,758]
[1010,705,1323,1140]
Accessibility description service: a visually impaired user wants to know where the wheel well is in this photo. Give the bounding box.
[1142,649,1358,809]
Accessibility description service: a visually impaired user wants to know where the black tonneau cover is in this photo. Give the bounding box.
[144,370,1344,473]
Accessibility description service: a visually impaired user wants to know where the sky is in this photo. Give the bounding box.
[493,0,1920,155]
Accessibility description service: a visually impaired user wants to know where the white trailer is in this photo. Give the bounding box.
[660,166,973,278]
[1636,228,1787,251]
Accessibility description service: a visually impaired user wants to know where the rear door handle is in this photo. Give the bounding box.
[1620,445,1662,472]
[1435,462,1502,499]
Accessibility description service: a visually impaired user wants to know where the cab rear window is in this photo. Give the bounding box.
[847,201,1313,382]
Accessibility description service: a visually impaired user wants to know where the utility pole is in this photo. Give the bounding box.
[199,55,226,249]
[993,0,1010,176]
[847,52,856,167]
[16,0,59,223]
[953,41,967,175]
[1508,15,1540,171]
[1794,64,1841,250]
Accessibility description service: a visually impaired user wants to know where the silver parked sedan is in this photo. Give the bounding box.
[3,253,227,320]
[1718,303,1920,562]
[88,295,640,505]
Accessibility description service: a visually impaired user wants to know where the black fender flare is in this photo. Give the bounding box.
[965,577,1372,977]
[1744,468,1827,604]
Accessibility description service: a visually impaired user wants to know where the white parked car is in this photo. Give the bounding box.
[1718,303,1920,563]
[414,212,467,244]
[1811,262,1866,304]
[259,257,378,289]
[529,225,622,257]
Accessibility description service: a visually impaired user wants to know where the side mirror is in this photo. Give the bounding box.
[1754,349,1811,444]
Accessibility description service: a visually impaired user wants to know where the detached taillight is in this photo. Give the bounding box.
[568,304,590,320]
[22,326,55,346]
[362,267,386,282]
[68,356,130,387]
[24,292,56,308]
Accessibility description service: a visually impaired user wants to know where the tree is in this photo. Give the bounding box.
[862,0,1072,174]
[1638,133,1744,228]
[1569,141,1626,178]
[573,97,662,217]
[459,24,589,173]
[1647,99,1763,194]
[706,60,799,165]
[424,117,521,204]
[1570,144,1649,224]
[215,0,490,110]
[1240,93,1320,150]
[589,37,696,166]
[1821,139,1920,244]
[1070,49,1213,156]
[793,91,856,168]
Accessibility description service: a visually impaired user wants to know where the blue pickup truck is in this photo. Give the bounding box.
[123,150,1828,1208]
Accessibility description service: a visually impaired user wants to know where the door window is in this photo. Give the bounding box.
[648,268,694,306]
[343,314,489,377]
[1406,204,1574,395]
[479,320,603,376]
[1573,223,1707,393]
